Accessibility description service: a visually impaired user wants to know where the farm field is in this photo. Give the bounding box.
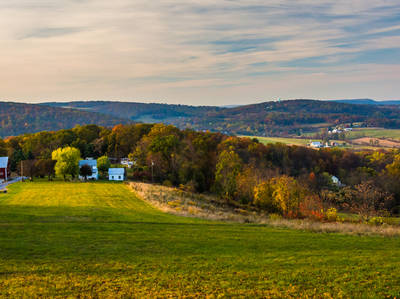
[1,182,400,297]
[240,136,315,146]
[345,128,400,140]
[240,136,352,148]
[241,134,399,150]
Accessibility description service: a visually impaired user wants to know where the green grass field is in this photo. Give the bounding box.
[240,136,314,146]
[345,128,400,140]
[1,182,400,297]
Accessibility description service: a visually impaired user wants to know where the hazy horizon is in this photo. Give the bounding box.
[2,97,400,108]
[1,1,399,105]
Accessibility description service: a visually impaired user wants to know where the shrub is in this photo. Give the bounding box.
[368,216,384,226]
[325,208,338,222]
[299,195,324,221]
[269,213,282,221]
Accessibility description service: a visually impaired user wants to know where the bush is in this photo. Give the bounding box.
[299,195,324,221]
[325,208,338,222]
[368,216,384,226]
[269,213,282,221]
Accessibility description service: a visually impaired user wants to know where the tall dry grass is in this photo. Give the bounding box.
[128,182,400,237]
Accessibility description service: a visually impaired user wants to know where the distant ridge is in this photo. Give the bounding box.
[41,99,400,136]
[0,101,130,138]
[328,99,400,105]
[2,99,400,138]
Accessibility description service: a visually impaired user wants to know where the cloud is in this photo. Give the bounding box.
[22,27,85,39]
[0,0,399,105]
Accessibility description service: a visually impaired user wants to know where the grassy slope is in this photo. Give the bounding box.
[242,135,383,150]
[0,182,400,297]
[345,128,400,140]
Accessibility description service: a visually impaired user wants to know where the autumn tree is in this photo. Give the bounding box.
[51,147,81,180]
[97,155,111,177]
[21,160,37,181]
[254,175,305,217]
[79,164,93,181]
[214,149,242,199]
[386,154,400,178]
[254,181,277,212]
[346,181,394,220]
[35,159,56,180]
[0,138,7,156]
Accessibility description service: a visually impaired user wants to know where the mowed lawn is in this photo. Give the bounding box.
[0,182,400,297]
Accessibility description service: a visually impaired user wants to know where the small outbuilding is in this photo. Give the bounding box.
[331,175,342,187]
[310,141,322,148]
[109,168,125,181]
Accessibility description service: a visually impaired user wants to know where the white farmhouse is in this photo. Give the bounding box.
[109,168,125,181]
[120,158,134,168]
[79,158,98,180]
[331,175,342,186]
[310,141,322,148]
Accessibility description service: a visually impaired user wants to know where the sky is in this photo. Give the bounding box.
[0,0,399,106]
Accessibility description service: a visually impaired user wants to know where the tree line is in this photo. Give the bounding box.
[1,123,400,220]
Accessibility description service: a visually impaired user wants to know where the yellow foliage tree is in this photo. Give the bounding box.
[386,154,400,178]
[254,175,305,217]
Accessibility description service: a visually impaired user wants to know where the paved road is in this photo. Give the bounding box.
[0,177,23,191]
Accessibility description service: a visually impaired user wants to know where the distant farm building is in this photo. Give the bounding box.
[121,158,134,168]
[0,157,10,182]
[109,168,125,181]
[79,158,98,180]
[331,175,342,187]
[310,141,323,148]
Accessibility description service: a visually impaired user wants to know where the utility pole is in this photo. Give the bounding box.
[21,160,23,181]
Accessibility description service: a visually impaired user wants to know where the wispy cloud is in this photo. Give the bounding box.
[22,27,84,39]
[0,0,399,104]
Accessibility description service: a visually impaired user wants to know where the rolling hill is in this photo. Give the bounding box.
[330,99,400,105]
[0,101,130,137]
[43,99,400,136]
[1,181,399,297]
[43,101,221,124]
[173,99,400,136]
[2,99,400,138]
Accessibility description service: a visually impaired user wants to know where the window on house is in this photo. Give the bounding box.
[118,176,121,179]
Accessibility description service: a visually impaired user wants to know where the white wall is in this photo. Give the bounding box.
[109,174,124,181]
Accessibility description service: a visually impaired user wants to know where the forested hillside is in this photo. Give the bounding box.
[43,101,221,123]
[3,100,400,138]
[43,100,400,136]
[0,102,130,137]
[180,100,400,136]
[331,99,400,105]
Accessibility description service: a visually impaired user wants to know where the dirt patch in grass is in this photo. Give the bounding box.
[352,137,400,148]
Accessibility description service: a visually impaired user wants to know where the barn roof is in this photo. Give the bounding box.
[79,159,97,167]
[0,157,8,168]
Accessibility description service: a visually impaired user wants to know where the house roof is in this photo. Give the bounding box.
[0,157,8,168]
[109,168,124,175]
[79,159,97,167]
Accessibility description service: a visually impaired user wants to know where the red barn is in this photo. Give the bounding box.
[0,157,10,181]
